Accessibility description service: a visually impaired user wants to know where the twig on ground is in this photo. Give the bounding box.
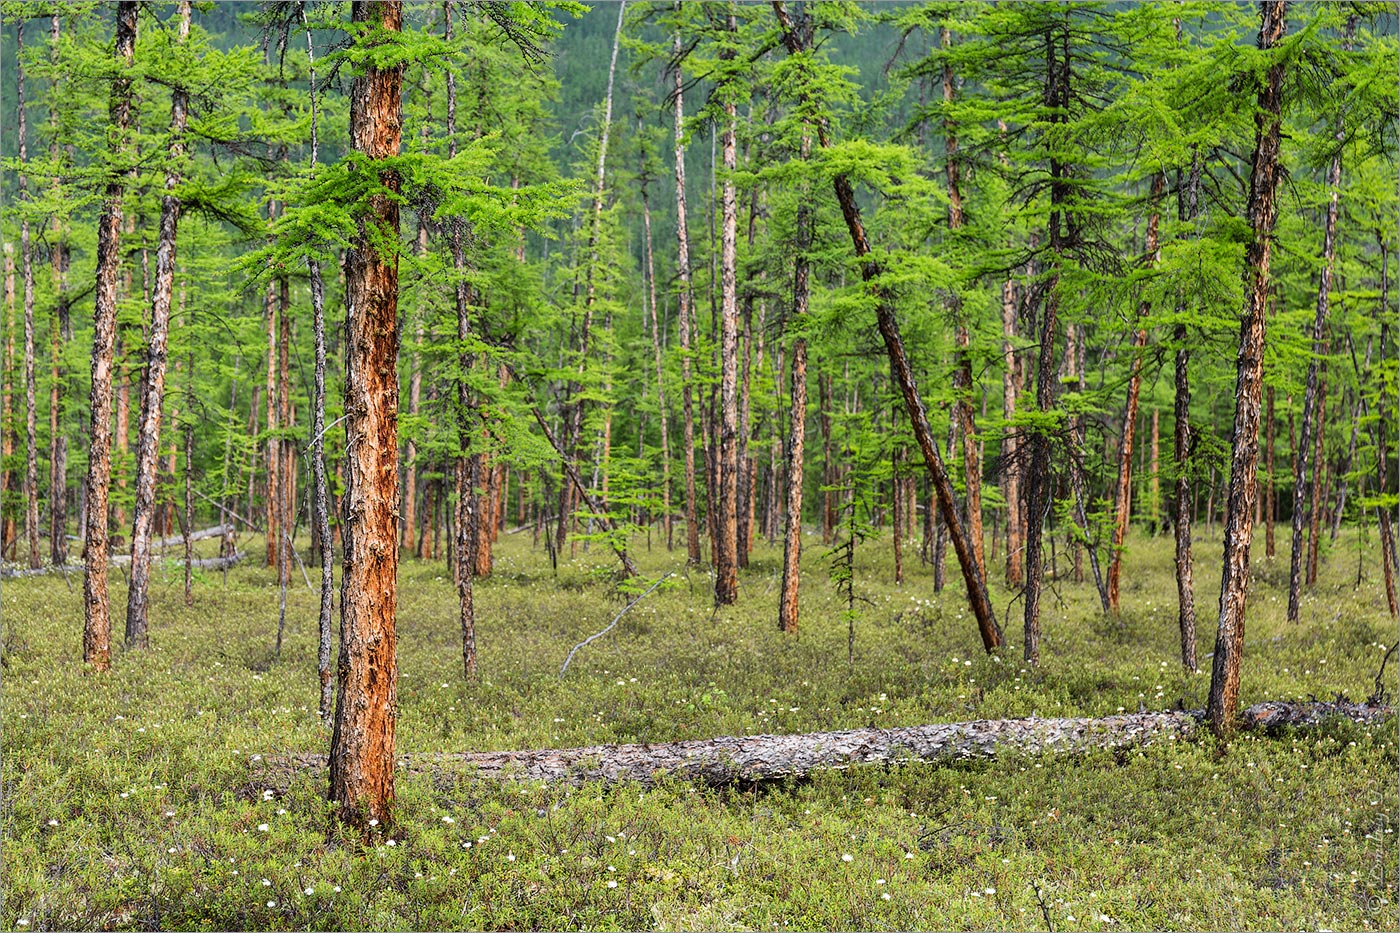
[559,571,673,677]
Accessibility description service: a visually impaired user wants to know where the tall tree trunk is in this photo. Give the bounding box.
[125,0,191,648]
[303,2,336,724]
[82,2,137,673]
[714,15,741,607]
[1332,331,1370,541]
[556,0,626,558]
[1020,23,1074,665]
[2,245,15,561]
[773,2,999,652]
[1170,146,1201,673]
[329,0,403,831]
[1207,0,1287,737]
[673,24,701,566]
[942,28,985,583]
[1286,73,1345,621]
[402,219,426,553]
[444,2,479,676]
[779,125,813,635]
[1001,274,1022,586]
[48,17,71,566]
[1265,385,1276,557]
[1108,174,1164,613]
[17,18,40,571]
[263,276,279,567]
[819,372,835,545]
[641,166,672,551]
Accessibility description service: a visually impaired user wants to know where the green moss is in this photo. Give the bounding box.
[3,530,1396,930]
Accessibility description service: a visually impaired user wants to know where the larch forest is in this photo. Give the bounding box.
[0,2,1397,931]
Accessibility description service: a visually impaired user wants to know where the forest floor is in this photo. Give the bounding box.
[2,526,1396,931]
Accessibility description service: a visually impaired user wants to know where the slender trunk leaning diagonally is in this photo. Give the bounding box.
[773,2,1001,653]
[329,0,404,830]
[83,1,138,672]
[1207,1,1288,737]
[126,0,192,649]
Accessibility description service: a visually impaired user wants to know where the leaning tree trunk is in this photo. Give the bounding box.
[329,0,403,832]
[1108,174,1163,614]
[1207,0,1288,738]
[82,1,138,673]
[17,19,40,572]
[1306,369,1327,588]
[126,0,191,650]
[672,23,701,566]
[774,1,1000,652]
[303,2,336,724]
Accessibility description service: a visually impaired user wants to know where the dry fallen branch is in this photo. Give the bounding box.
[254,700,1391,791]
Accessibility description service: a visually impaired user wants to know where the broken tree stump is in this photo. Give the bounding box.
[253,701,1392,791]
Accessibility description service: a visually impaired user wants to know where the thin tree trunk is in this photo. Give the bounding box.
[2,245,15,562]
[16,19,40,571]
[1107,174,1163,613]
[303,1,336,724]
[672,25,701,566]
[329,0,403,831]
[1265,384,1276,557]
[1333,332,1370,541]
[48,23,71,566]
[403,224,426,552]
[82,2,137,672]
[1207,0,1287,737]
[1306,368,1327,587]
[1001,274,1022,586]
[714,17,740,607]
[125,0,191,648]
[641,167,672,551]
[1172,146,1201,673]
[778,127,812,633]
[263,276,279,567]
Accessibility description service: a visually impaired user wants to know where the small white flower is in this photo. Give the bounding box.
[841,853,853,863]
[876,878,886,885]
[606,879,617,888]
[165,811,175,817]
[442,816,455,824]
[881,892,891,901]
[368,819,379,827]
[507,853,516,862]
[985,887,995,895]
[47,819,58,826]
[262,879,271,886]
[386,839,397,847]
[904,852,915,859]
[266,900,276,908]
[333,886,341,893]
[257,823,269,832]
[168,847,177,854]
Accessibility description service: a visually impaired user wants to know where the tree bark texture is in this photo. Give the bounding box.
[778,130,812,634]
[1207,0,1288,737]
[329,0,403,831]
[714,26,741,608]
[126,0,191,650]
[82,1,138,672]
[17,19,40,572]
[262,701,1391,791]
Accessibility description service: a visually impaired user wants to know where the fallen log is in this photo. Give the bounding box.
[1,549,246,579]
[254,701,1391,791]
[155,523,234,549]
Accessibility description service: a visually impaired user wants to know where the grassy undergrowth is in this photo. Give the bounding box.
[3,526,1396,931]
